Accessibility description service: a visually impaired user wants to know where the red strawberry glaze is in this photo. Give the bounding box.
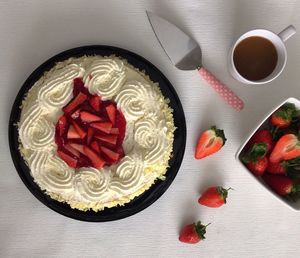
[55,78,126,169]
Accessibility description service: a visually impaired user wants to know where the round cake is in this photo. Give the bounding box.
[18,55,175,211]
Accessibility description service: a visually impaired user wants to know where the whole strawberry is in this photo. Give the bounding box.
[267,161,287,175]
[247,129,274,154]
[246,157,268,176]
[242,143,268,176]
[195,126,226,159]
[270,103,300,128]
[179,221,210,244]
[198,186,232,208]
[262,174,300,199]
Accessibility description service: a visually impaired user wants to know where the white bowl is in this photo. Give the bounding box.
[236,97,300,211]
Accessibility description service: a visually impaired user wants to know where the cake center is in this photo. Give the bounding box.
[55,78,126,169]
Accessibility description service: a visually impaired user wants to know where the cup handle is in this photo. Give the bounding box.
[278,25,296,42]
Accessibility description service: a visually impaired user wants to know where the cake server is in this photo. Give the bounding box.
[146,11,244,111]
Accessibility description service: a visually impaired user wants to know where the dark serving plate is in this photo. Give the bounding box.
[8,45,186,222]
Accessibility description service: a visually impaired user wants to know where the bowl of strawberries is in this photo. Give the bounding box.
[237,97,300,211]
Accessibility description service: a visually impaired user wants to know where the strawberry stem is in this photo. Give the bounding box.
[217,186,231,203]
[194,221,210,240]
[271,125,279,140]
[205,223,211,228]
[288,183,300,201]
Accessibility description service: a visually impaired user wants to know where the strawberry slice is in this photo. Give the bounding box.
[57,150,78,168]
[106,104,116,125]
[89,95,101,112]
[69,143,85,154]
[57,115,67,136]
[270,134,300,163]
[64,144,80,158]
[91,141,100,153]
[195,126,226,159]
[110,128,119,135]
[100,146,120,161]
[80,111,102,123]
[83,146,105,169]
[284,147,300,161]
[95,134,118,145]
[63,92,87,113]
[90,122,112,134]
[72,121,86,139]
[67,125,81,139]
[73,78,85,96]
[71,109,80,119]
[87,127,94,145]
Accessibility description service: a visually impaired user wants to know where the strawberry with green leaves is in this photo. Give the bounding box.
[198,186,232,208]
[247,129,274,154]
[270,103,300,129]
[179,221,210,244]
[242,143,268,176]
[195,126,226,159]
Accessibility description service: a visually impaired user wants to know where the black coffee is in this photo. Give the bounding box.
[233,36,278,81]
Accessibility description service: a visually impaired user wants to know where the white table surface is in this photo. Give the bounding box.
[1,0,300,257]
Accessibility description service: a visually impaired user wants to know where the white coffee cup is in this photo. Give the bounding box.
[229,25,296,85]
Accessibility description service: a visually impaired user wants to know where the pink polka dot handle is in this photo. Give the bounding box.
[198,67,244,111]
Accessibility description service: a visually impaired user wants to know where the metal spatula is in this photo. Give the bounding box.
[146,11,244,111]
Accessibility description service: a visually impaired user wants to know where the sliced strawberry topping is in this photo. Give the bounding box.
[90,122,112,134]
[101,146,120,161]
[106,104,116,126]
[91,141,100,153]
[115,111,126,143]
[57,150,78,168]
[73,78,85,96]
[87,127,94,145]
[110,128,119,135]
[57,115,67,136]
[69,143,85,154]
[80,111,102,123]
[55,78,126,169]
[67,125,81,139]
[95,134,118,145]
[63,92,87,113]
[64,144,81,158]
[83,146,105,169]
[72,121,86,139]
[89,95,101,112]
[71,109,80,119]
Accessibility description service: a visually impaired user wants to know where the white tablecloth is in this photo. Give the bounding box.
[1,1,300,257]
